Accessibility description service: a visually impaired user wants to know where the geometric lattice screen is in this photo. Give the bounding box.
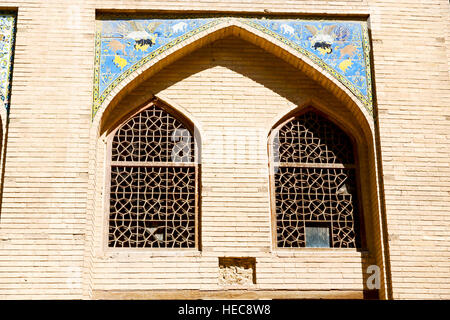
[273,111,361,248]
[109,101,197,248]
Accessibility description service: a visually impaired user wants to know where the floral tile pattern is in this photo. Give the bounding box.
[93,16,372,119]
[0,13,15,112]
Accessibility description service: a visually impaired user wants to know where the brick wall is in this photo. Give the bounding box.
[0,0,448,299]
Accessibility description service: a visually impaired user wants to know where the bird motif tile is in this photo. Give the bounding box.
[93,16,372,119]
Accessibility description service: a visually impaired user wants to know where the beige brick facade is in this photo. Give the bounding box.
[0,0,449,300]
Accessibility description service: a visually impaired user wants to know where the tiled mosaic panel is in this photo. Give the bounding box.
[245,19,371,101]
[0,13,15,110]
[93,16,372,118]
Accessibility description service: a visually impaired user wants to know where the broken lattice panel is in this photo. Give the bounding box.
[274,111,360,248]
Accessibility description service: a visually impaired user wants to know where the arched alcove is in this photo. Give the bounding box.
[85,30,389,300]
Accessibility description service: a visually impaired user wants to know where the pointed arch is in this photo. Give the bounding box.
[92,19,373,132]
[268,106,363,247]
[104,97,200,249]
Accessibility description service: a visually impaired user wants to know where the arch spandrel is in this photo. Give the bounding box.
[92,16,373,124]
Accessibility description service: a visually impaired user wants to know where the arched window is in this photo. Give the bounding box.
[107,100,198,248]
[270,110,362,248]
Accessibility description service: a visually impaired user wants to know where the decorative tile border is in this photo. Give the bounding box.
[0,12,16,112]
[242,18,373,112]
[93,15,373,119]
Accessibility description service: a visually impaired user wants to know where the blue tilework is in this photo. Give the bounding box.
[93,17,372,119]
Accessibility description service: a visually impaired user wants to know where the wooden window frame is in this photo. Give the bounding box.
[268,107,367,250]
[104,99,200,250]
